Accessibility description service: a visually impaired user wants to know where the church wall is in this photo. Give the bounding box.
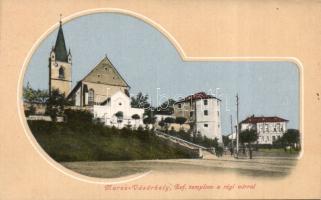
[82,81,129,104]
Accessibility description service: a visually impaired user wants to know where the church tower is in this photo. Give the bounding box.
[49,19,72,96]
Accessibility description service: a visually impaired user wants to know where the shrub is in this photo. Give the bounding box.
[164,117,175,124]
[64,109,93,125]
[175,117,187,126]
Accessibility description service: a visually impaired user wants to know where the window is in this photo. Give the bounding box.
[204,110,208,116]
[178,104,182,109]
[190,111,193,117]
[272,136,276,141]
[217,111,220,117]
[203,99,208,105]
[97,74,101,78]
[88,89,94,106]
[204,124,208,127]
[58,67,65,79]
[218,124,220,128]
[276,123,280,131]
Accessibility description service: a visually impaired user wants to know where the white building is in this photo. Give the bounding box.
[173,92,222,143]
[240,115,288,144]
[227,132,236,140]
[93,91,144,129]
[154,114,175,123]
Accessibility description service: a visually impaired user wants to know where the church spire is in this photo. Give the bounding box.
[54,14,68,62]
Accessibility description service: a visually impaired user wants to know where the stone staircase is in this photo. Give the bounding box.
[154,130,216,159]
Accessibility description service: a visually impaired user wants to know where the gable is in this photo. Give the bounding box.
[111,91,130,103]
[82,56,129,87]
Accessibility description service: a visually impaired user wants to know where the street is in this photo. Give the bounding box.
[61,150,299,179]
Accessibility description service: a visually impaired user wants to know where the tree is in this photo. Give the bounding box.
[143,116,156,125]
[131,92,150,109]
[23,83,49,104]
[131,114,140,128]
[239,129,258,159]
[158,120,165,130]
[115,111,124,128]
[175,117,187,128]
[163,117,174,132]
[156,99,176,115]
[222,135,231,147]
[282,129,300,151]
[193,132,203,144]
[164,117,175,124]
[45,89,67,122]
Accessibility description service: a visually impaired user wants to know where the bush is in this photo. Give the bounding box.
[215,146,223,157]
[164,117,175,124]
[24,104,36,117]
[64,109,93,125]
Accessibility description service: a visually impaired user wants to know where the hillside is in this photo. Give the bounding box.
[27,120,197,162]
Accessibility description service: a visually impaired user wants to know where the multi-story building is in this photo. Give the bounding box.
[240,115,289,144]
[173,92,222,143]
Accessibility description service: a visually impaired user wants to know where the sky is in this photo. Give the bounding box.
[24,13,300,135]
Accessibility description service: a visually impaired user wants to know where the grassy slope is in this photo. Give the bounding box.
[28,121,196,162]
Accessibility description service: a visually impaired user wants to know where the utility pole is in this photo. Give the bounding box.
[230,115,233,134]
[235,94,239,159]
[230,115,234,152]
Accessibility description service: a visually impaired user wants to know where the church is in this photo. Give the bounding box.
[49,20,130,108]
[47,20,145,128]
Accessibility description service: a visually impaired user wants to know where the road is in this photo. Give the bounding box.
[61,151,299,179]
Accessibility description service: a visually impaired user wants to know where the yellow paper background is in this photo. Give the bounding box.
[0,0,320,199]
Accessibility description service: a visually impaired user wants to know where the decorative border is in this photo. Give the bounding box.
[17,8,304,185]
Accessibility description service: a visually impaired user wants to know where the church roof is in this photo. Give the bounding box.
[81,56,130,87]
[66,56,130,99]
[54,22,68,62]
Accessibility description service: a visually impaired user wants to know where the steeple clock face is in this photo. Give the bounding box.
[54,63,58,67]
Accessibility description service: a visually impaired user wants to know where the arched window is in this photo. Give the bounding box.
[88,89,94,106]
[58,67,65,79]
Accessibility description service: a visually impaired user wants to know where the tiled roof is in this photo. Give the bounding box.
[241,115,288,123]
[82,56,129,87]
[175,92,221,103]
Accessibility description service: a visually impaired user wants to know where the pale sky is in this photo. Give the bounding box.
[24,13,300,134]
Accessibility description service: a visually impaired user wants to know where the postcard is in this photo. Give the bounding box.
[0,0,320,199]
